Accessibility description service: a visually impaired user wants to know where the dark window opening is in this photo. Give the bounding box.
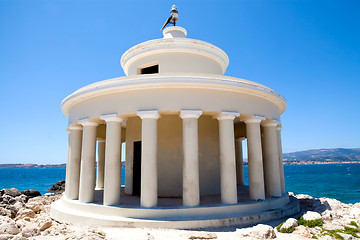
[140,64,159,74]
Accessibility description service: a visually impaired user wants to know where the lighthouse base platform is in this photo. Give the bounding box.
[50,191,299,229]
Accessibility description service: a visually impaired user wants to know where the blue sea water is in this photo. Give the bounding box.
[0,164,359,204]
[245,164,360,204]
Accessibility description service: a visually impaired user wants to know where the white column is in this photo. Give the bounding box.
[180,110,202,207]
[65,130,70,197]
[101,114,123,206]
[235,137,245,186]
[261,120,282,197]
[65,125,83,200]
[78,119,99,203]
[244,116,266,201]
[95,138,105,190]
[137,110,160,208]
[277,125,286,194]
[217,112,239,204]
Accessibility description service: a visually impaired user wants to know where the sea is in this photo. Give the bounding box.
[0,164,359,204]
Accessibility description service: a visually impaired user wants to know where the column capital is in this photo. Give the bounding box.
[180,110,202,119]
[137,110,160,119]
[261,119,278,128]
[276,124,282,131]
[216,111,240,121]
[78,118,99,127]
[67,124,83,132]
[235,137,246,142]
[100,113,123,123]
[243,115,266,124]
[272,118,281,125]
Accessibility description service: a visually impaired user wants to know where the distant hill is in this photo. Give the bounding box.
[0,163,66,169]
[283,148,360,164]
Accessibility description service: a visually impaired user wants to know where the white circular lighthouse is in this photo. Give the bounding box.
[51,25,299,228]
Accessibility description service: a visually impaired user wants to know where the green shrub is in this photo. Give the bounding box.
[343,226,360,238]
[276,222,284,232]
[321,226,360,240]
[322,229,344,240]
[276,221,295,233]
[281,226,295,233]
[350,221,359,228]
[298,216,323,227]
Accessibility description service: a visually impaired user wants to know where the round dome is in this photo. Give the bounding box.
[120,26,229,76]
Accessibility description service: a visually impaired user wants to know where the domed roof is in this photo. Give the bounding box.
[120,26,229,76]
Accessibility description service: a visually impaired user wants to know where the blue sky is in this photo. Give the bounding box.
[0,0,359,164]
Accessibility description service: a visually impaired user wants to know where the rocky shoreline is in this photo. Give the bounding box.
[1,185,359,240]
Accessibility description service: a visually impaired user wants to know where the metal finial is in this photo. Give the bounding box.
[161,5,178,30]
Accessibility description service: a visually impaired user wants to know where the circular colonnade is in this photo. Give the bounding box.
[51,26,299,228]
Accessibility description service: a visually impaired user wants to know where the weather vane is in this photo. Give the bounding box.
[161,5,178,30]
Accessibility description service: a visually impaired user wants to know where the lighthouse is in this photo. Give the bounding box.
[51,15,299,228]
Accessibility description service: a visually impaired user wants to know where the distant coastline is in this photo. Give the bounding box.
[1,161,360,169]
[1,148,359,168]
[283,160,360,165]
[0,163,66,169]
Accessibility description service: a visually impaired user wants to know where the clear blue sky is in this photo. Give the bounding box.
[0,0,359,164]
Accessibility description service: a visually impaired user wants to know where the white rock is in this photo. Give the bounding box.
[147,232,155,240]
[318,236,334,240]
[15,208,35,220]
[322,222,344,230]
[237,224,276,239]
[0,216,14,223]
[294,225,312,238]
[321,210,333,221]
[26,196,44,205]
[14,195,27,204]
[337,232,356,240]
[12,201,25,211]
[15,219,28,229]
[39,194,61,205]
[25,201,42,213]
[187,232,217,239]
[303,211,322,221]
[39,220,52,231]
[0,234,15,240]
[0,207,12,218]
[326,198,345,211]
[0,223,19,235]
[44,193,55,197]
[354,203,360,209]
[1,188,21,197]
[21,224,40,238]
[0,216,19,235]
[350,207,360,219]
[296,194,314,200]
[280,218,298,231]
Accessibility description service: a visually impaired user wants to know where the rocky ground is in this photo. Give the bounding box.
[1,185,360,240]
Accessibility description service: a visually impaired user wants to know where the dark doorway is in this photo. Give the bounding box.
[132,141,141,196]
